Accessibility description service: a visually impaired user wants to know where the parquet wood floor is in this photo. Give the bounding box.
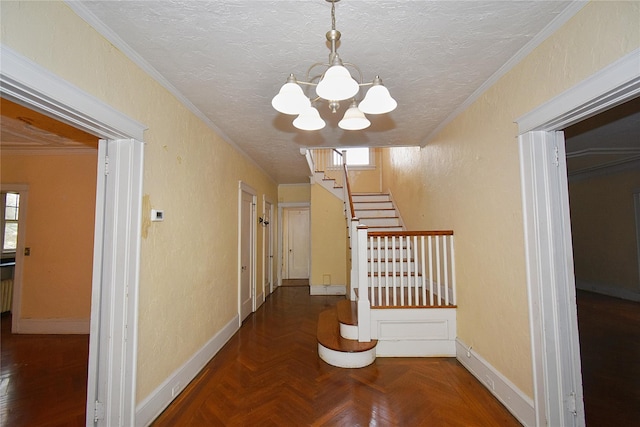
[576,290,640,427]
[0,313,89,427]
[1,289,636,426]
[152,287,520,426]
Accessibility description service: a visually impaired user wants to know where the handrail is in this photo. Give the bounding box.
[343,162,356,219]
[368,230,453,237]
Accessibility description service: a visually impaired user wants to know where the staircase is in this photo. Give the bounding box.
[317,191,402,368]
[351,193,403,232]
[316,191,457,368]
[305,149,457,369]
[317,300,377,368]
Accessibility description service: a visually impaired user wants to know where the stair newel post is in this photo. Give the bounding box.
[349,218,359,301]
[357,225,371,342]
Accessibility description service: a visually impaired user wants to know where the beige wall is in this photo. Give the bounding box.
[278,183,310,203]
[570,169,640,292]
[310,184,347,289]
[381,1,640,398]
[1,1,278,402]
[1,152,97,319]
[348,148,383,193]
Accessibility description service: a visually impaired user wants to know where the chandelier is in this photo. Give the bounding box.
[271,0,397,131]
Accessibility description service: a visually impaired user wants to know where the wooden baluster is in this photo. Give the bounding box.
[428,236,434,306]
[392,236,397,306]
[384,236,389,306]
[443,235,449,306]
[450,235,457,306]
[413,236,420,305]
[369,235,375,306]
[399,236,404,306]
[436,235,442,306]
[420,236,427,305]
[377,236,382,305]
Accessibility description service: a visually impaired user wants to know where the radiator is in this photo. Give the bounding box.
[1,279,13,313]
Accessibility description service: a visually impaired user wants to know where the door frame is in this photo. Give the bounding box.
[1,45,147,426]
[516,48,639,426]
[238,181,257,324]
[0,183,29,331]
[277,202,310,286]
[262,195,274,296]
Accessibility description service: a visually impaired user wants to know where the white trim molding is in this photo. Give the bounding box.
[135,315,239,427]
[1,45,147,427]
[13,318,90,334]
[519,131,585,427]
[516,48,640,133]
[309,284,346,295]
[517,48,640,427]
[0,44,147,141]
[456,339,535,427]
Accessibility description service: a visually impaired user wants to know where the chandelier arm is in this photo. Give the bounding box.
[340,62,364,84]
[305,62,331,84]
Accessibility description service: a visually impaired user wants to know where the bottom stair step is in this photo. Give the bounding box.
[317,309,377,368]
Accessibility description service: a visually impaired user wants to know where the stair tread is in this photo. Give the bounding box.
[337,299,358,326]
[317,309,377,353]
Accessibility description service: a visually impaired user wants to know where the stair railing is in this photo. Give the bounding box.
[366,230,456,308]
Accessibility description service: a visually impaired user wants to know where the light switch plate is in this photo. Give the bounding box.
[151,209,164,222]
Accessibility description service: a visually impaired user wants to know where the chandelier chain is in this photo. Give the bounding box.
[331,0,336,31]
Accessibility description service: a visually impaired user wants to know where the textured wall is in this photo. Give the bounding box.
[570,169,640,292]
[310,184,347,289]
[278,183,311,203]
[348,148,383,193]
[1,153,97,319]
[1,1,278,402]
[381,1,640,398]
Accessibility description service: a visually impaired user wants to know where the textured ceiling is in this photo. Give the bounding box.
[61,0,582,183]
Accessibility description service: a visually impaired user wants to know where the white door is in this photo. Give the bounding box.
[287,208,310,279]
[239,185,255,321]
[263,199,274,296]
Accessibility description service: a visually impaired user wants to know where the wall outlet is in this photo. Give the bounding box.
[171,382,182,397]
[484,375,495,391]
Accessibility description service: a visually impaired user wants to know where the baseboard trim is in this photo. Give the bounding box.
[576,279,640,302]
[376,339,455,357]
[14,317,90,334]
[456,338,535,427]
[309,284,346,295]
[135,315,240,427]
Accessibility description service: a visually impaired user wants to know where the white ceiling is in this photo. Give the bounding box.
[61,0,579,183]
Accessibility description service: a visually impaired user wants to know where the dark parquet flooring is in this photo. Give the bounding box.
[1,288,637,426]
[0,313,89,427]
[576,290,640,426]
[152,287,520,426]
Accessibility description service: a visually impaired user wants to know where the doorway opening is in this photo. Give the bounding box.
[2,45,147,426]
[516,49,639,426]
[239,181,257,323]
[282,207,310,280]
[563,96,640,425]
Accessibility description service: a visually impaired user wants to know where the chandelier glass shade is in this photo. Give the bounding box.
[272,0,396,131]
